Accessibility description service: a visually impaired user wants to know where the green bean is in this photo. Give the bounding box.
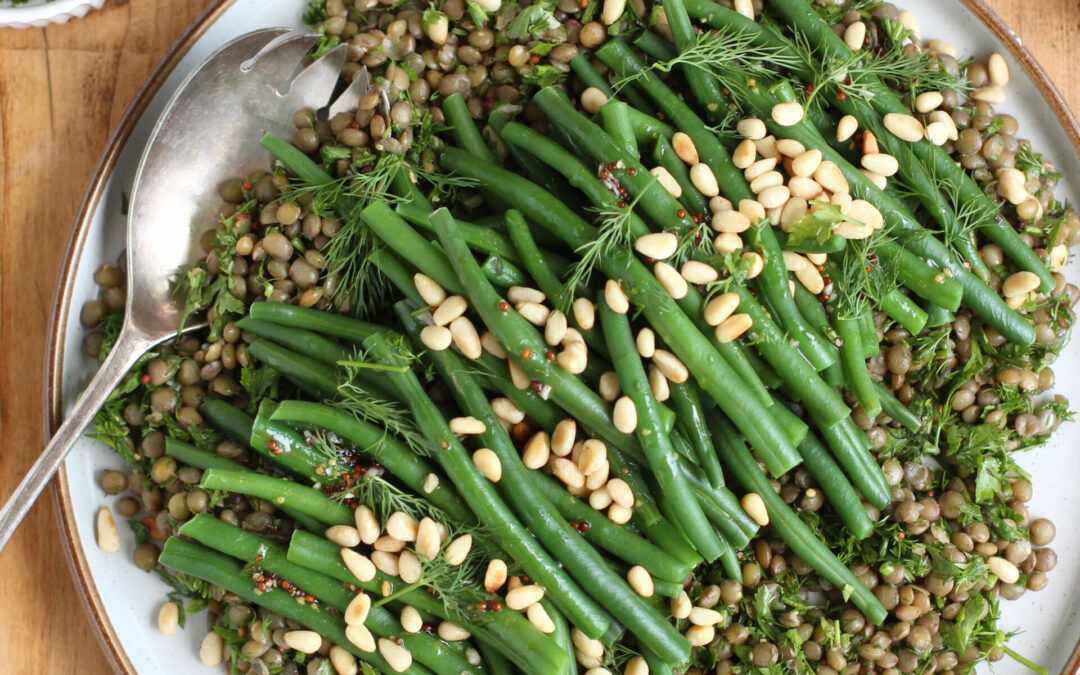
[880,289,929,336]
[817,418,892,511]
[200,468,353,526]
[652,134,709,215]
[489,110,581,210]
[248,301,379,344]
[668,381,724,489]
[600,99,638,158]
[199,398,255,445]
[395,199,522,265]
[568,53,656,117]
[443,93,497,165]
[481,254,527,288]
[661,0,736,125]
[796,434,874,540]
[835,316,882,419]
[361,202,463,296]
[248,338,337,400]
[236,317,350,366]
[250,400,328,480]
[707,413,888,625]
[159,538,418,675]
[872,381,924,433]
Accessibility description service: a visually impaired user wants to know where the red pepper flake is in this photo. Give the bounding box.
[545,350,556,361]
[305,594,314,603]
[722,88,730,96]
[529,54,540,65]
[677,209,686,219]
[490,601,502,611]
[520,349,531,360]
[627,167,637,176]
[140,374,150,385]
[242,181,253,191]
[498,301,510,312]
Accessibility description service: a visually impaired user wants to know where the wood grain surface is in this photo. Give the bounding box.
[0,0,1077,672]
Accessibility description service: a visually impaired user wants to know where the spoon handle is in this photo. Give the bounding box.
[0,329,153,553]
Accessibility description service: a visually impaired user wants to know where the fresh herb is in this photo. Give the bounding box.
[505,2,558,41]
[128,518,150,546]
[240,364,281,414]
[787,201,844,246]
[311,34,341,60]
[302,0,328,25]
[520,64,567,88]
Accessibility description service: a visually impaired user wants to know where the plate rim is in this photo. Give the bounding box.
[40,1,1080,673]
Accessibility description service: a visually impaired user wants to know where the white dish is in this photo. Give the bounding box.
[43,0,1080,672]
[0,0,106,29]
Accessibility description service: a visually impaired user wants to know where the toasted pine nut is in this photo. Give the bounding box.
[713,232,743,255]
[552,457,586,488]
[997,167,1028,205]
[581,86,608,115]
[914,91,944,113]
[527,603,556,633]
[481,331,507,358]
[672,132,699,164]
[401,605,423,633]
[836,114,858,142]
[743,156,777,182]
[551,418,577,456]
[516,301,551,326]
[652,349,688,383]
[736,117,767,140]
[775,138,805,157]
[341,548,377,582]
[703,292,740,326]
[654,261,689,299]
[883,112,925,142]
[689,606,724,627]
[579,439,608,475]
[741,492,769,526]
[861,152,899,177]
[780,196,809,231]
[897,10,920,40]
[925,121,949,146]
[585,459,609,490]
[96,507,119,553]
[791,148,822,178]
[685,624,716,647]
[612,396,638,434]
[326,525,362,548]
[606,477,634,509]
[648,363,670,401]
[601,0,626,24]
[926,38,956,57]
[860,169,888,190]
[522,431,551,470]
[757,135,779,159]
[715,313,753,343]
[485,559,508,593]
[605,279,629,314]
[598,371,621,403]
[346,623,376,652]
[733,0,753,18]
[398,550,422,584]
[444,534,472,566]
[572,628,605,659]
[624,656,648,675]
[371,551,400,577]
[650,166,682,199]
[671,591,692,619]
[732,138,757,169]
[833,221,874,240]
[749,170,783,194]
[929,110,959,140]
[843,20,866,50]
[472,448,503,482]
[491,397,525,424]
[690,163,720,197]
[988,52,1010,86]
[770,101,804,126]
[608,503,632,524]
[627,565,654,598]
[814,160,849,193]
[506,584,546,611]
[987,555,1020,584]
[972,85,1006,104]
[589,486,613,510]
[432,295,467,325]
[420,324,452,351]
[635,231,679,260]
[758,185,790,210]
[379,637,413,673]
[1050,244,1068,272]
[712,209,751,234]
[345,592,372,626]
[741,251,764,278]
[415,517,441,561]
[572,297,596,330]
[449,316,482,359]
[508,286,545,304]
[449,416,486,435]
[557,340,588,374]
[158,601,179,635]
[199,632,225,667]
[635,327,656,358]
[681,260,719,285]
[847,199,884,230]
[1003,271,1041,298]
[422,472,440,494]
[739,198,766,224]
[413,273,446,307]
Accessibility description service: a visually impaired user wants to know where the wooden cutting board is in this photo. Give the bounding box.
[0,0,1075,672]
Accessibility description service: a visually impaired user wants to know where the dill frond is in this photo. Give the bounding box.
[333,359,434,459]
[831,229,900,318]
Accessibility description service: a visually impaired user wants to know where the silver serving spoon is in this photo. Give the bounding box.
[0,28,356,552]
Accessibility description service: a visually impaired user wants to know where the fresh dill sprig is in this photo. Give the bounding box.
[347,471,449,524]
[333,360,434,459]
[831,229,900,318]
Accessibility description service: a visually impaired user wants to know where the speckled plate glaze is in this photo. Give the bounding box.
[44,1,1080,673]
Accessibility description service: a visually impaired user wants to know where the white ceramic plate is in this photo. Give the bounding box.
[0,0,106,29]
[44,1,1080,673]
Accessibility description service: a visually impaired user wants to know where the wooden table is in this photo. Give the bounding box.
[0,0,1076,671]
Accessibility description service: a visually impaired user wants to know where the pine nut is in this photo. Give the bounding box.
[585,459,609,490]
[733,0,753,18]
[712,208,751,234]
[373,534,406,553]
[607,477,635,508]
[860,169,888,190]
[715,313,753,343]
[422,473,439,494]
[158,601,179,635]
[833,221,874,239]
[605,279,629,314]
[703,292,740,326]
[741,492,769,526]
[648,363,670,401]
[573,297,596,330]
[371,551,400,577]
[400,605,423,633]
[925,121,949,146]
[972,85,1006,104]
[491,398,524,425]
[681,260,718,285]
[739,198,766,224]
[378,638,413,673]
[997,168,1028,205]
[420,324,452,351]
[344,592,372,626]
[590,486,613,510]
[831,190,853,214]
[925,38,956,57]
[527,603,556,633]
[449,416,486,435]
[481,558,508,593]
[897,10,920,40]
[757,185,790,210]
[847,199,884,229]
[341,548,377,582]
[836,114,858,142]
[749,170,783,194]
[625,656,649,675]
[650,166,682,199]
[741,251,764,278]
[439,621,471,641]
[671,591,692,619]
[929,110,959,140]
[608,503,632,524]
[914,91,944,113]
[861,152,899,177]
[432,295,467,325]
[581,87,609,115]
[689,606,724,627]
[326,524,362,548]
[601,0,626,25]
[988,52,1010,86]
[629,328,654,359]
[652,349,688,383]
[96,507,119,553]
[506,584,546,611]
[757,135,779,159]
[860,130,879,156]
[627,565,654,598]
[780,196,809,230]
[551,457,585,489]
[743,156,777,182]
[654,261,688,299]
[690,163,720,197]
[685,624,716,647]
[426,12,449,44]
[573,629,605,659]
[736,117,767,140]
[557,341,588,374]
[790,149,822,178]
[199,631,224,667]
[414,517,440,561]
[508,286,545,304]
[579,439,608,475]
[395,550,420,584]
[732,138,757,169]
[444,534,472,566]
[843,20,866,50]
[481,331,507,358]
[449,316,482,359]
[346,623,376,652]
[522,431,551,470]
[634,232,678,260]
[814,160,849,193]
[883,112,924,142]
[599,371,621,403]
[476,0,501,11]
[472,448,503,483]
[775,138,805,157]
[612,396,639,433]
[551,418,577,456]
[770,101,804,126]
[516,301,551,326]
[1003,271,1040,298]
[413,273,446,307]
[672,131,699,164]
[798,265,825,294]
[1050,244,1068,272]
[713,232,743,255]
[988,556,1021,584]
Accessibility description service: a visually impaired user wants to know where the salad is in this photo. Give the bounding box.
[78,0,1075,673]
